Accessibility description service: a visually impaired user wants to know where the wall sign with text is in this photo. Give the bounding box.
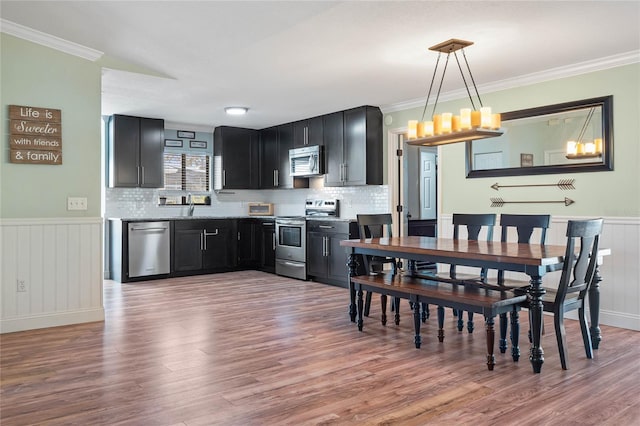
[9,105,62,165]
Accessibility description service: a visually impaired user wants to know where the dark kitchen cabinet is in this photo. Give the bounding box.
[293,116,323,148]
[307,220,361,287]
[173,219,237,274]
[107,114,164,188]
[323,111,345,187]
[325,106,383,187]
[259,124,308,189]
[238,218,261,268]
[214,126,260,189]
[259,219,276,273]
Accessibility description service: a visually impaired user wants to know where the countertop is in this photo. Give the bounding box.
[107,216,356,222]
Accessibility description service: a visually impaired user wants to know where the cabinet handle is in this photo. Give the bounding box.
[343,163,348,182]
[238,231,240,241]
[222,170,226,187]
[204,229,219,236]
[339,164,344,182]
[274,169,279,187]
[323,236,328,257]
[140,166,145,185]
[304,126,308,145]
[137,166,141,185]
[319,225,333,229]
[262,222,274,226]
[200,232,204,251]
[272,234,276,250]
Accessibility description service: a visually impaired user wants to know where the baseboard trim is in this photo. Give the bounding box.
[0,308,105,334]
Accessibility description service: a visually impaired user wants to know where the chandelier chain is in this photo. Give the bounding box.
[430,53,451,120]
[420,52,442,122]
[454,52,477,110]
[461,49,483,108]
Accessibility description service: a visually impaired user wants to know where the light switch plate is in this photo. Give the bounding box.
[67,197,88,210]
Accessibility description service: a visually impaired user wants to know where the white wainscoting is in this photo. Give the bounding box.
[0,218,104,333]
[437,214,640,331]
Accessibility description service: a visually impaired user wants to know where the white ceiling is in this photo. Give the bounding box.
[1,1,639,131]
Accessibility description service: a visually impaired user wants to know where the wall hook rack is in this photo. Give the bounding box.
[490,197,575,208]
[490,179,575,191]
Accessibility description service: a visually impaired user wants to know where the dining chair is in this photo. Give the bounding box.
[493,214,551,358]
[441,213,497,333]
[357,214,399,325]
[516,218,603,370]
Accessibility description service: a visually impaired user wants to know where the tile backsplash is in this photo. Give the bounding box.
[104,183,389,220]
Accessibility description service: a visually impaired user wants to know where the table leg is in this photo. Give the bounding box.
[589,265,603,349]
[348,253,358,322]
[413,296,422,348]
[485,316,496,371]
[357,286,364,332]
[528,275,545,373]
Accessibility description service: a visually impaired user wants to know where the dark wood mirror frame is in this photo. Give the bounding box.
[466,96,613,178]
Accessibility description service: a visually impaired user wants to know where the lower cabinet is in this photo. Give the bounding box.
[259,219,276,273]
[307,220,360,287]
[173,219,237,274]
[238,218,261,268]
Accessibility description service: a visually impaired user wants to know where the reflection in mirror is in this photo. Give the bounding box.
[466,96,613,178]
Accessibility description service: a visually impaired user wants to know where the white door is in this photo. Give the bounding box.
[420,150,437,220]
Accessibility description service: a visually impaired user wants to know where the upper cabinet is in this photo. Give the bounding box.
[259,124,309,189]
[325,106,383,187]
[107,114,165,188]
[293,116,324,148]
[214,126,260,190]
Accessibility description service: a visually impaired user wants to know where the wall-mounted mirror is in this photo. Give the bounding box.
[466,96,613,178]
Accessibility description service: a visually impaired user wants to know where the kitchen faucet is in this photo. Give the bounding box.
[187,193,194,216]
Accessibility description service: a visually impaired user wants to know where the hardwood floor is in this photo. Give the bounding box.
[1,270,639,425]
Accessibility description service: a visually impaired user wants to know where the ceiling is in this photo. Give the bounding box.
[1,1,639,131]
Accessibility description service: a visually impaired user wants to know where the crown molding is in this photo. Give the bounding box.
[381,50,640,114]
[1,19,103,61]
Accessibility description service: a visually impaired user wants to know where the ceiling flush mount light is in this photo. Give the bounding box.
[225,107,248,116]
[406,39,503,147]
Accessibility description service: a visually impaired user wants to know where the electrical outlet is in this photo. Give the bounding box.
[17,279,26,292]
[67,197,88,211]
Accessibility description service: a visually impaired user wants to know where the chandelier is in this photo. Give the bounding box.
[565,107,603,159]
[406,39,503,147]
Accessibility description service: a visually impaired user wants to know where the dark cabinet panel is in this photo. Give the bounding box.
[238,219,261,268]
[259,124,308,189]
[307,220,360,287]
[173,219,236,274]
[214,126,260,189]
[108,115,164,188]
[293,116,324,148]
[259,219,276,273]
[260,127,279,189]
[325,106,382,187]
[202,220,236,270]
[323,111,344,187]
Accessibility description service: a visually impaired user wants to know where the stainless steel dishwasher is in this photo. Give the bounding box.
[128,221,171,278]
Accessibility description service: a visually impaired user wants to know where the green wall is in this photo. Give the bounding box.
[384,64,640,217]
[1,34,102,218]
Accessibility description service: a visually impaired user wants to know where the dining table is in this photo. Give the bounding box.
[340,236,609,374]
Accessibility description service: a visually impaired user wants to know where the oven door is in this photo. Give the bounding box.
[275,219,306,263]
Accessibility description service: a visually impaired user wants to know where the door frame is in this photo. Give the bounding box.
[386,127,443,237]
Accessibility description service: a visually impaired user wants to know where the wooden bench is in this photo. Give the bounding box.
[350,273,527,370]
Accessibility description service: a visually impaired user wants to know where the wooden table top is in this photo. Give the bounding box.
[340,236,568,267]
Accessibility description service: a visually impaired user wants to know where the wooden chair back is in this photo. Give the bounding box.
[451,213,496,280]
[497,214,551,283]
[555,218,603,304]
[357,214,393,239]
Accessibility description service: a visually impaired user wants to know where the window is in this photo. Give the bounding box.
[163,152,210,192]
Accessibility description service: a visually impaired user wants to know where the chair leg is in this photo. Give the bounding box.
[510,309,520,362]
[394,297,401,325]
[421,303,429,323]
[380,294,387,326]
[467,312,474,333]
[554,307,569,370]
[499,313,508,354]
[579,304,594,359]
[457,310,464,331]
[364,291,372,317]
[413,297,422,348]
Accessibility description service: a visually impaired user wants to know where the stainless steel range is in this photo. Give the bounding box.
[275,216,307,280]
[275,199,340,280]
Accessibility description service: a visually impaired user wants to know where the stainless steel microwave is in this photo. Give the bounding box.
[289,145,324,177]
